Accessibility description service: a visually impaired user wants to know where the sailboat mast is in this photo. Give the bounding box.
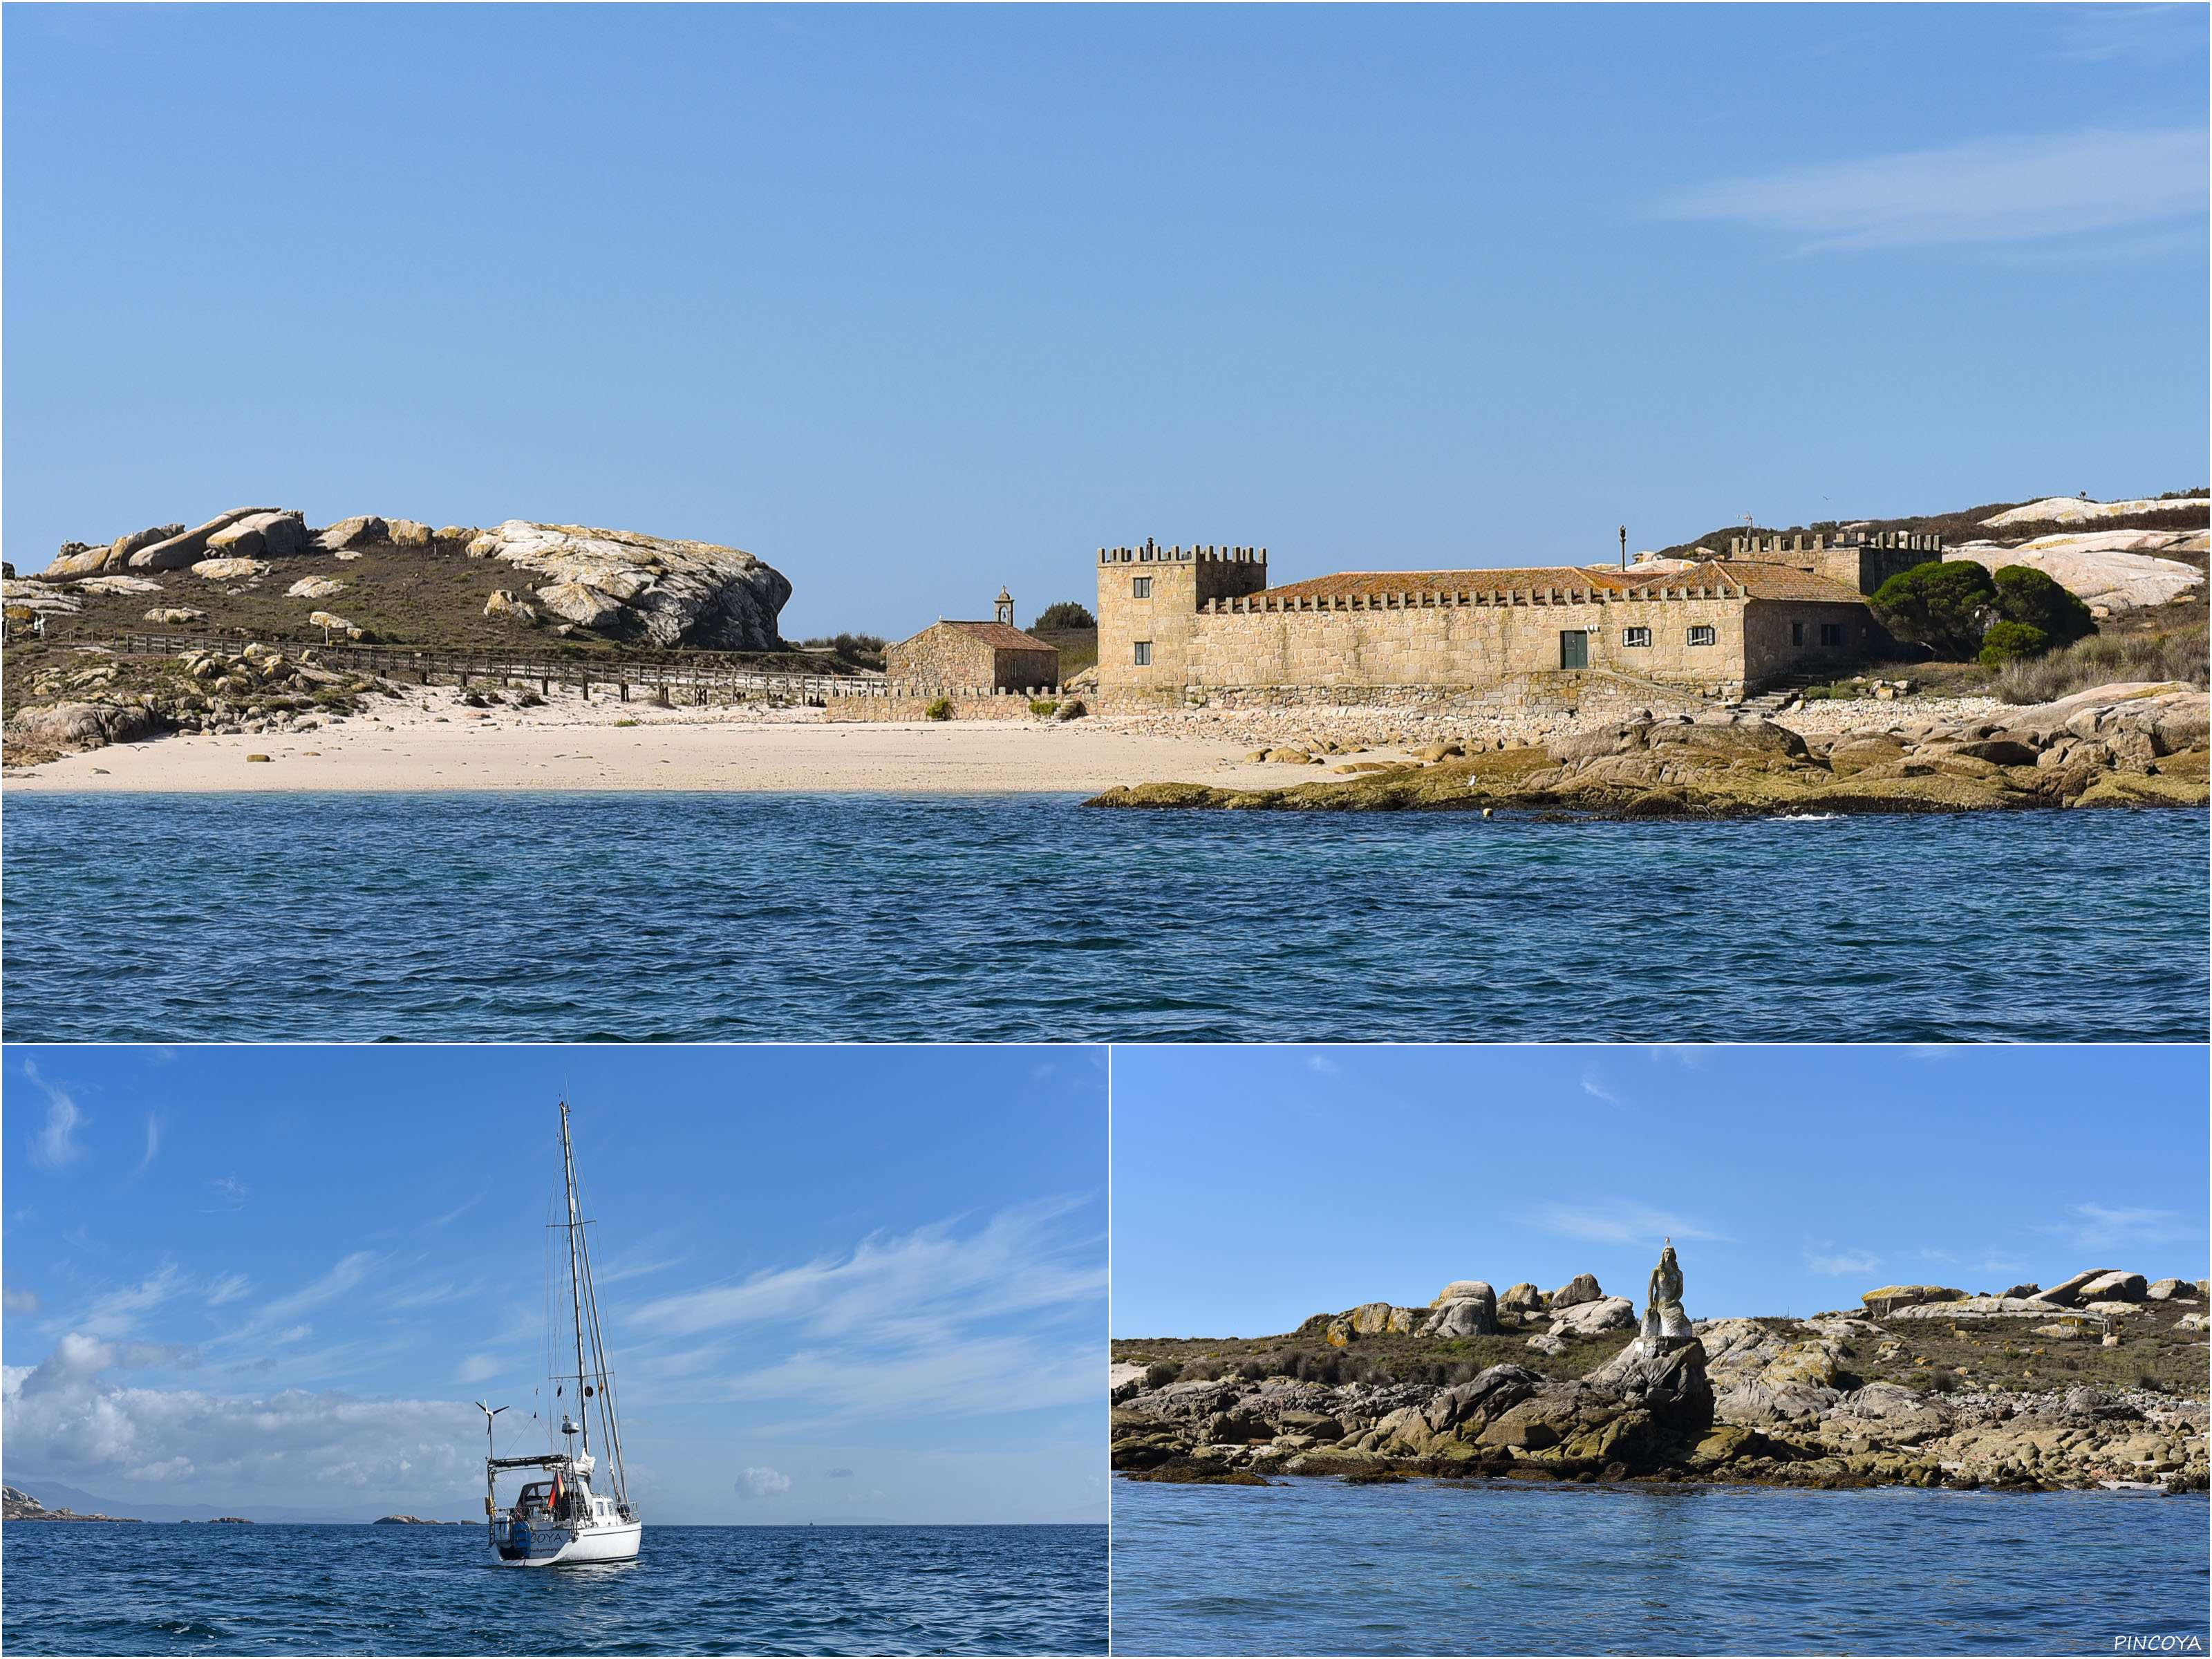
[559,1101,591,1458]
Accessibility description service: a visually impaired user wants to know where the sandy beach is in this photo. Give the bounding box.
[1,680,2008,794]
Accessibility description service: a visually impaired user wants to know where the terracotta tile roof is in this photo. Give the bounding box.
[939,620,1058,652]
[1250,561,1864,606]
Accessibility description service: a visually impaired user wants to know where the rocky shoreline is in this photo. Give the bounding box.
[1112,1262,2211,1494]
[1085,682,2209,817]
[3,1485,141,1523]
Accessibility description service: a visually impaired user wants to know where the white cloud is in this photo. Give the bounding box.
[254,1253,376,1327]
[205,1177,248,1212]
[205,1276,253,1307]
[1305,1054,1340,1076]
[826,1467,854,1478]
[5,1286,44,1317]
[1663,126,2206,250]
[1580,1073,1621,1105]
[630,1199,1101,1344]
[3,1333,478,1505]
[135,1115,162,1174]
[1807,1252,1881,1278]
[2059,1203,2198,1250]
[738,1466,790,1499]
[1531,1203,1726,1248]
[24,1064,88,1171]
[66,1264,191,1340]
[456,1354,503,1384]
[626,1199,1103,1431]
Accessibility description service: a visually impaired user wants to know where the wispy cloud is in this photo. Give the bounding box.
[254,1253,377,1327]
[1580,1072,1621,1105]
[626,1199,1104,1431]
[4,1286,44,1317]
[1531,1203,1725,1248]
[1305,1053,1340,1076]
[205,1275,253,1307]
[133,1115,162,1175]
[24,1064,89,1172]
[738,1467,790,1499]
[1662,126,2206,250]
[2052,1203,2200,1250]
[204,1177,248,1213]
[1807,1251,1880,1278]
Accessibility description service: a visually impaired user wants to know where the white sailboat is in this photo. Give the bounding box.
[479,1102,643,1566]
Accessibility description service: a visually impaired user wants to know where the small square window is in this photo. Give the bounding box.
[1819,623,1846,646]
[1133,641,1152,666]
[1687,624,1716,647]
[1623,626,1651,648]
[1132,577,1152,599]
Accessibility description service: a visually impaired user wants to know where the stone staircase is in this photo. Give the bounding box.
[1735,675,1815,719]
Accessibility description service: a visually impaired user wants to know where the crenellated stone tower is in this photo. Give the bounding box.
[1096,540,1268,695]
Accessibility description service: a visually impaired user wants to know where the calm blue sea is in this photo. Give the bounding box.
[3,793,2205,1042]
[0,1522,1104,1656]
[1110,1478,2211,1656]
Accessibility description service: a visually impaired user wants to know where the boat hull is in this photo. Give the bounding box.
[494,1519,641,1566]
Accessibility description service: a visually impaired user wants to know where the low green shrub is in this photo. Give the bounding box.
[1030,700,1059,717]
[1993,565,2096,646]
[1978,621,2051,668]
[1871,561,1997,659]
[924,697,953,721]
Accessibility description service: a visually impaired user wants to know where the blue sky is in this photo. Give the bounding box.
[6,4,2204,639]
[3,1046,1106,1524]
[1109,1046,2210,1338]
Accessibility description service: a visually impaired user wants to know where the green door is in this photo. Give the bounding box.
[1559,629,1588,671]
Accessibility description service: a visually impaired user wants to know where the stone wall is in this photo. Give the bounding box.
[886,626,995,687]
[885,624,1060,693]
[823,691,1058,723]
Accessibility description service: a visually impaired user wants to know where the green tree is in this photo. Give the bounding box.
[1991,565,2095,646]
[1978,620,2052,668]
[1870,560,1997,659]
[1031,601,1095,630]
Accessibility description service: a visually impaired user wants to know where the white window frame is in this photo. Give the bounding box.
[1686,624,1716,647]
[1622,626,1652,648]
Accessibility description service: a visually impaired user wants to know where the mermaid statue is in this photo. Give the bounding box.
[1641,1239,1696,1348]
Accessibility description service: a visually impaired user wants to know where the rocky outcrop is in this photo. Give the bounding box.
[1088,684,2211,816]
[2,1486,141,1522]
[1862,1285,1968,1318]
[1548,1273,1604,1309]
[205,511,308,561]
[124,509,285,573]
[468,521,790,650]
[6,700,158,754]
[1548,1295,1636,1337]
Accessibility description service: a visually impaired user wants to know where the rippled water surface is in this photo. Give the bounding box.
[3,793,2204,1041]
[1111,1478,2209,1656]
[1,1522,1104,1656]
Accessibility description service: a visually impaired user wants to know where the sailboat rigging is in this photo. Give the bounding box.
[480,1102,643,1565]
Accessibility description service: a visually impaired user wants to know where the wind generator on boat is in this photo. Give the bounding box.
[480,1102,642,1565]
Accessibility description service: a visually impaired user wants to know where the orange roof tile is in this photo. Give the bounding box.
[938,620,1058,652]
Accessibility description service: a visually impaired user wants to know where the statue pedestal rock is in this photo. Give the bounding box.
[1588,1240,1714,1434]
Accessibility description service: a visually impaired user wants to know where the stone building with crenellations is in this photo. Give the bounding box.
[1093,538,1897,706]
[886,588,1061,693]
